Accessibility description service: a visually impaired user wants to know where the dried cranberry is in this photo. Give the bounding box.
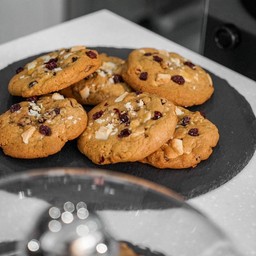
[135,91,142,95]
[113,74,124,83]
[119,112,130,125]
[72,57,78,62]
[92,110,104,120]
[45,58,58,70]
[10,103,21,113]
[86,51,97,59]
[153,55,163,63]
[113,108,120,115]
[139,72,148,81]
[118,128,131,138]
[152,111,163,120]
[16,67,24,74]
[184,61,196,70]
[188,128,199,136]
[144,52,152,56]
[39,125,52,136]
[54,108,60,115]
[200,111,206,118]
[27,96,38,102]
[180,116,190,126]
[28,81,38,88]
[99,156,105,164]
[171,75,185,85]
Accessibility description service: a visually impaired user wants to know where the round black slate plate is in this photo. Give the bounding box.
[0,47,255,199]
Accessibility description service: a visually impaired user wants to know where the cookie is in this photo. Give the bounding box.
[141,106,219,169]
[61,53,133,105]
[122,48,214,107]
[77,92,177,165]
[0,93,87,158]
[8,46,101,97]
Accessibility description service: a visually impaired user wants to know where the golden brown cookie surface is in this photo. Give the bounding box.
[0,93,87,158]
[8,46,101,97]
[61,53,132,105]
[122,48,214,107]
[141,106,219,169]
[78,92,177,165]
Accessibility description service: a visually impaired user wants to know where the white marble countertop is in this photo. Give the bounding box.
[0,9,255,255]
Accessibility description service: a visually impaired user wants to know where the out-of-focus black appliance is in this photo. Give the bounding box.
[201,0,256,80]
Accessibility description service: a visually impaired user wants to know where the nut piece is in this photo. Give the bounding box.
[21,126,36,144]
[114,92,128,103]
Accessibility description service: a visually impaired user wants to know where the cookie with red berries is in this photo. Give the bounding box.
[61,53,132,105]
[0,93,87,158]
[122,48,214,107]
[77,92,177,165]
[141,106,219,169]
[8,46,101,97]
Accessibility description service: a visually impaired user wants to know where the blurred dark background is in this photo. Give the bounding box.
[0,0,255,80]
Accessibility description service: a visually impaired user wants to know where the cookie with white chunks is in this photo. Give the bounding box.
[122,48,214,107]
[8,46,101,97]
[61,53,133,105]
[141,106,219,169]
[77,92,178,165]
[0,93,87,159]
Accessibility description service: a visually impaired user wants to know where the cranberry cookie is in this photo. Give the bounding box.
[8,46,101,97]
[122,48,214,107]
[0,93,87,158]
[78,92,177,165]
[61,53,133,105]
[141,106,219,169]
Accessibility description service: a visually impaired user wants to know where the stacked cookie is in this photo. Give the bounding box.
[0,46,219,169]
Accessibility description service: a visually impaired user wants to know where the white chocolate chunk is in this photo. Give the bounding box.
[52,93,64,100]
[124,102,133,111]
[170,58,181,66]
[171,138,184,155]
[41,54,51,62]
[70,45,85,52]
[21,127,36,144]
[101,62,116,74]
[137,99,144,108]
[114,92,128,103]
[80,86,90,100]
[156,73,171,83]
[175,107,184,116]
[95,125,113,140]
[97,70,106,77]
[27,61,37,71]
[53,67,62,72]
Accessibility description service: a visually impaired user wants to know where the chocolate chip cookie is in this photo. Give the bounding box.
[77,92,177,165]
[141,106,219,169]
[8,46,101,97]
[122,48,214,107]
[0,93,87,158]
[61,53,133,105]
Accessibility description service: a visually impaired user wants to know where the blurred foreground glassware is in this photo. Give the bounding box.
[0,168,243,256]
